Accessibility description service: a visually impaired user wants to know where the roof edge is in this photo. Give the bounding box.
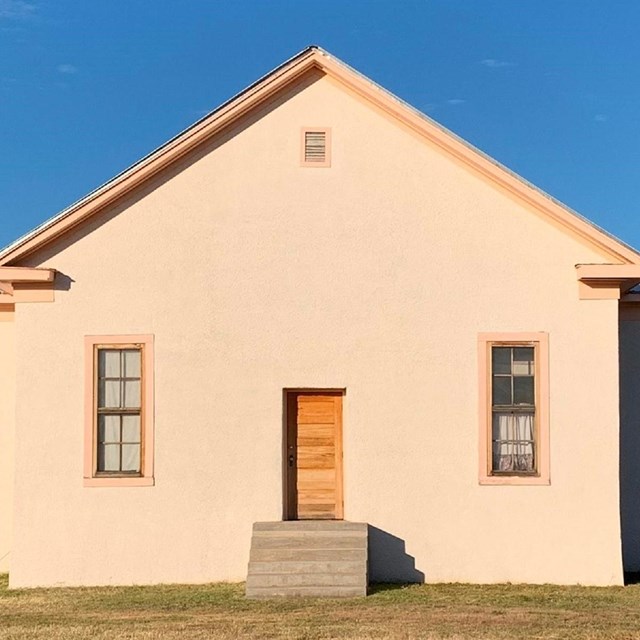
[0,46,321,264]
[2,45,638,265]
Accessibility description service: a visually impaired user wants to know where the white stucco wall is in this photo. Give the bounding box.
[0,307,15,573]
[9,72,624,587]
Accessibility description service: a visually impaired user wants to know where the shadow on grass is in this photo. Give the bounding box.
[368,583,423,595]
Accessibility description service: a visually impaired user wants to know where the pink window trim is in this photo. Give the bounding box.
[83,334,155,488]
[478,332,550,486]
[300,127,332,168]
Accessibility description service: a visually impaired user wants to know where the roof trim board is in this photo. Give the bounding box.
[576,263,640,299]
[0,266,55,283]
[0,266,56,305]
[1,46,638,266]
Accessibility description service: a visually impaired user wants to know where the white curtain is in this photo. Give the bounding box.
[492,412,535,472]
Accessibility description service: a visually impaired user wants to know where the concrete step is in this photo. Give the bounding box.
[248,560,365,574]
[250,547,367,563]
[247,572,365,588]
[251,534,364,550]
[246,585,367,598]
[246,521,369,598]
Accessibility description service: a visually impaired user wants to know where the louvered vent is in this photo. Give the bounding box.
[304,131,327,163]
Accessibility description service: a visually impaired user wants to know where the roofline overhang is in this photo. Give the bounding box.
[576,264,640,300]
[0,266,55,283]
[0,266,56,305]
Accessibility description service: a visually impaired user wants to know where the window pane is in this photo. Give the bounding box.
[492,375,512,405]
[98,415,120,443]
[492,347,511,375]
[514,376,535,405]
[513,347,534,375]
[124,350,141,378]
[492,411,535,473]
[98,444,120,472]
[99,379,121,408]
[122,415,140,443]
[121,444,140,472]
[98,350,121,378]
[123,380,141,409]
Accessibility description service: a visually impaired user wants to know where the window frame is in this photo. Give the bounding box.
[478,332,550,486]
[83,335,154,487]
[300,127,332,167]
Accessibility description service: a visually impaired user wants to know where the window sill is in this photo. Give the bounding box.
[479,474,550,486]
[83,476,154,488]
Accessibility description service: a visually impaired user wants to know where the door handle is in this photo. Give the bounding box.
[288,454,294,468]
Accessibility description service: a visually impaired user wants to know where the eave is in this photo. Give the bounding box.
[576,264,640,300]
[0,266,56,305]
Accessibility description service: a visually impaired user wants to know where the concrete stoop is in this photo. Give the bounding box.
[245,521,368,597]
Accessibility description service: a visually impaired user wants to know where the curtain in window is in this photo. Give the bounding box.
[492,412,535,472]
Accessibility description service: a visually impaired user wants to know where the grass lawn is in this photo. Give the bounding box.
[2,575,640,639]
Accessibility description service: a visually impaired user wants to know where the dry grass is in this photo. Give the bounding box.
[2,574,640,639]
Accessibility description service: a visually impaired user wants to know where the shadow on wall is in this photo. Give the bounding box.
[53,272,74,291]
[619,319,640,579]
[368,525,425,583]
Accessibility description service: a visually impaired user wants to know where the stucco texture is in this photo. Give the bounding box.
[0,307,15,573]
[9,71,624,587]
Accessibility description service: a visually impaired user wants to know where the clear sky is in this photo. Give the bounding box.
[1,1,640,251]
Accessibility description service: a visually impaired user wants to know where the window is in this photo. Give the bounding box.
[301,127,331,167]
[84,335,154,487]
[478,333,549,485]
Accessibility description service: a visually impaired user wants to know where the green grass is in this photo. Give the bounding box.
[3,574,640,639]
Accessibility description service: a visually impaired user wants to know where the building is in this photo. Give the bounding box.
[1,47,640,589]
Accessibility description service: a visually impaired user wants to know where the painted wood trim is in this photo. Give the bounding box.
[576,264,640,299]
[0,267,55,282]
[83,477,154,487]
[478,332,550,486]
[578,281,623,300]
[83,334,154,488]
[10,283,55,303]
[0,267,56,305]
[576,264,640,279]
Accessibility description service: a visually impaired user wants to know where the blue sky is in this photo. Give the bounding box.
[1,1,640,250]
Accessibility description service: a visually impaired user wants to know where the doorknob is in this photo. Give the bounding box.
[288,454,294,468]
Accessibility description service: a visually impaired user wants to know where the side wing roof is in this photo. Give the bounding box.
[2,45,638,265]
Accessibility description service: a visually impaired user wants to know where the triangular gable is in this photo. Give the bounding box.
[2,46,638,265]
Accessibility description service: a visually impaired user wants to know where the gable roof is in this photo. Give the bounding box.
[2,45,639,265]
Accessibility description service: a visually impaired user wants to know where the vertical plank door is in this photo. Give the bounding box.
[294,392,343,520]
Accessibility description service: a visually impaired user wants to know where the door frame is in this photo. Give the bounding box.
[282,388,345,521]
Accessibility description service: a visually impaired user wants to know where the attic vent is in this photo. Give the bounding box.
[305,131,326,162]
[301,128,331,167]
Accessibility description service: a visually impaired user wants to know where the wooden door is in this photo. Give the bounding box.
[285,391,343,520]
